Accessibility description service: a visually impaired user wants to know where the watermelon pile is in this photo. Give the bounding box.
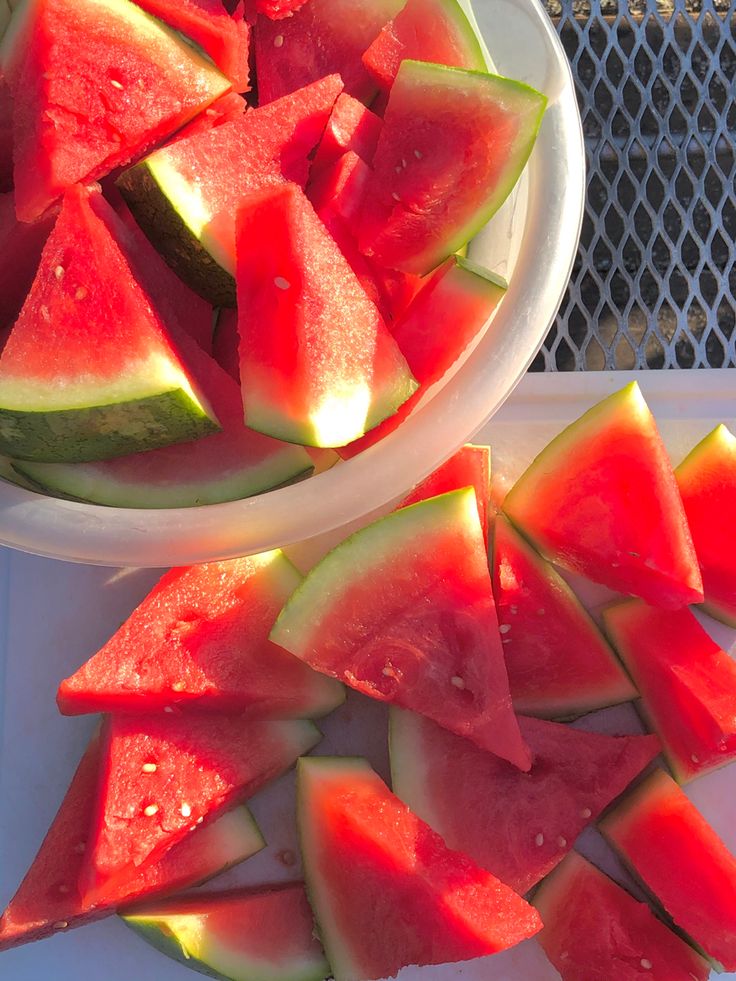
[0,0,546,507]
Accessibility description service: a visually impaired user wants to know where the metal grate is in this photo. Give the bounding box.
[532,0,736,370]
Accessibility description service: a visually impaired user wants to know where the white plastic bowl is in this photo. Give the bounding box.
[0,0,585,566]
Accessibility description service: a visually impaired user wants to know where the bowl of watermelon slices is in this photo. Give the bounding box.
[0,0,584,566]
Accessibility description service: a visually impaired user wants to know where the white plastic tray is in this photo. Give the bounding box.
[1,370,735,981]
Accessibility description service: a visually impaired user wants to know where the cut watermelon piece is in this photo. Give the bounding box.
[124,883,328,981]
[297,757,542,981]
[492,514,637,719]
[358,61,546,275]
[340,253,506,458]
[58,551,344,716]
[118,74,343,306]
[81,716,320,905]
[271,488,530,769]
[602,599,736,783]
[0,191,52,329]
[1,0,231,222]
[0,736,265,950]
[600,768,736,971]
[0,185,220,463]
[390,709,660,894]
[362,0,485,93]
[533,851,710,981]
[254,0,403,105]
[236,182,417,447]
[676,425,736,626]
[213,308,240,382]
[311,93,382,174]
[256,0,309,19]
[503,382,704,609]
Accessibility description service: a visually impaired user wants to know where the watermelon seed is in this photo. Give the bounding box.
[537,608,546,616]
[75,286,88,301]
[509,605,518,614]
[53,921,69,931]
[391,193,401,202]
[54,265,65,280]
[181,802,192,818]
[274,276,291,290]
[414,150,423,159]
[164,706,174,713]
[499,624,511,634]
[629,551,640,557]
[143,804,159,817]
[450,675,465,690]
[58,884,70,894]
[110,79,124,90]
[640,959,652,970]
[559,952,569,960]
[401,159,407,169]
[172,681,186,692]
[691,753,700,763]
[273,34,284,47]
[534,833,544,846]
[141,762,157,773]
[581,807,592,819]
[40,305,50,322]
[557,836,567,848]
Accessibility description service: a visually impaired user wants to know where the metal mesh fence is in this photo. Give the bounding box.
[532,0,735,370]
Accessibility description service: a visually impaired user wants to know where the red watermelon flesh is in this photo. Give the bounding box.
[131,0,250,91]
[0,736,265,951]
[165,91,246,145]
[533,851,710,981]
[256,0,309,19]
[602,599,736,783]
[311,93,382,174]
[0,191,53,329]
[213,308,240,381]
[271,488,531,770]
[0,78,12,192]
[676,424,736,626]
[339,252,506,458]
[492,514,637,719]
[390,709,660,895]
[80,716,320,906]
[503,382,704,610]
[297,757,542,981]
[600,768,736,971]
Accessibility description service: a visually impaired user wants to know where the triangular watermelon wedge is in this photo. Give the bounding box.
[297,757,542,981]
[390,709,661,895]
[271,488,531,770]
[503,382,704,610]
[310,93,382,175]
[80,716,320,905]
[492,513,637,719]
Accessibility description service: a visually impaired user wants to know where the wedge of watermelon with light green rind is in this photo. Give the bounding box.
[0,0,231,222]
[600,768,736,971]
[298,757,541,981]
[311,93,382,174]
[602,599,736,783]
[533,852,710,981]
[0,734,265,951]
[390,710,660,895]
[676,425,736,626]
[271,488,530,769]
[358,61,546,275]
[124,883,329,981]
[503,382,703,609]
[362,0,485,93]
[118,74,343,306]
[0,191,53,329]
[492,514,637,719]
[236,182,417,448]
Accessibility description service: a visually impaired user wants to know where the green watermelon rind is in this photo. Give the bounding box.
[388,707,443,829]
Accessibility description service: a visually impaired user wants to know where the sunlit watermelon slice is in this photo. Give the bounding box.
[297,757,542,981]
[0,190,52,329]
[600,768,736,971]
[533,852,710,981]
[504,383,704,609]
[390,709,660,894]
[311,93,382,174]
[492,514,637,719]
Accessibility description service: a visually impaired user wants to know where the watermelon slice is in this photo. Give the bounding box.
[676,425,736,626]
[118,74,343,306]
[340,253,507,458]
[271,488,530,769]
[212,307,240,382]
[602,599,736,782]
[0,0,231,223]
[600,768,736,971]
[390,709,660,895]
[81,716,320,905]
[124,883,328,981]
[503,382,704,610]
[57,551,344,717]
[0,191,52,329]
[311,93,382,174]
[0,736,265,950]
[492,514,637,719]
[236,182,417,447]
[362,0,485,93]
[0,185,221,464]
[358,61,547,275]
[533,851,710,981]
[297,756,542,981]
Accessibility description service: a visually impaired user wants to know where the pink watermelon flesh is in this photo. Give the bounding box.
[390,709,660,895]
[164,91,246,145]
[533,851,710,981]
[7,0,231,222]
[236,181,417,448]
[271,488,531,770]
[0,191,53,329]
[297,757,542,981]
[503,383,704,610]
[80,716,319,906]
[492,513,637,719]
[602,599,736,783]
[601,768,736,971]
[0,78,12,192]
[311,92,382,174]
[213,308,240,381]
[254,0,403,104]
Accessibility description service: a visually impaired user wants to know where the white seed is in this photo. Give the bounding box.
[382,665,395,678]
[502,638,512,644]
[142,762,157,773]
[691,753,700,763]
[75,286,88,300]
[172,681,186,693]
[450,675,465,690]
[181,802,192,818]
[560,952,569,961]
[413,149,423,159]
[164,706,174,713]
[143,804,159,817]
[196,816,204,825]
[640,959,652,970]
[581,807,592,819]
[274,276,290,290]
[110,79,124,90]
[53,921,69,930]
[54,264,65,280]
[534,833,544,846]
[499,624,512,634]
[557,836,567,848]
[401,158,407,168]
[273,34,284,47]
[40,304,50,321]
[391,192,401,202]
[509,605,518,614]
